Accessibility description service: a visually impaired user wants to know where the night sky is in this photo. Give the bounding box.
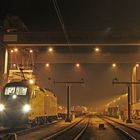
[1,0,140,31]
[1,0,140,109]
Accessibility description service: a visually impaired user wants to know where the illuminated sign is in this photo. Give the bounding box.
[5,87,27,95]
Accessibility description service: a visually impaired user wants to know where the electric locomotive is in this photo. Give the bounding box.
[0,80,57,127]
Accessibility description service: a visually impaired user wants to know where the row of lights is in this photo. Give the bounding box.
[45,63,139,68]
[105,93,128,107]
[112,63,139,68]
[43,47,140,68]
[10,48,33,53]
[48,47,100,53]
[12,63,80,68]
[10,47,53,54]
[10,47,99,53]
[45,63,80,68]
[10,48,140,68]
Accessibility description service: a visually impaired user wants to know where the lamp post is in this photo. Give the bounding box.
[112,78,140,123]
[54,79,84,122]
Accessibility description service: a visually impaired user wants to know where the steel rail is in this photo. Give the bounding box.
[73,118,89,140]
[102,117,138,140]
[43,118,85,140]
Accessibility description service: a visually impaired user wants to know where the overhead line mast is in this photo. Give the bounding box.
[54,79,85,122]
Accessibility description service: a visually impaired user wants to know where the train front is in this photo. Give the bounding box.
[0,82,31,127]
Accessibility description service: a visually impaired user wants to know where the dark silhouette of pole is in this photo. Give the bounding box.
[112,78,140,123]
[66,84,71,122]
[126,85,132,123]
[54,79,84,122]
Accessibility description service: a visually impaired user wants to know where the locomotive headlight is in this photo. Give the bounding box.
[12,94,17,99]
[0,104,5,112]
[22,104,31,113]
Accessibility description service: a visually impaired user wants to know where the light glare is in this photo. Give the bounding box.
[29,79,34,84]
[76,63,80,67]
[136,64,139,67]
[46,63,50,67]
[112,63,116,68]
[14,48,18,52]
[49,48,53,52]
[95,47,100,52]
[30,49,33,53]
[0,104,5,112]
[22,104,31,113]
[12,94,17,99]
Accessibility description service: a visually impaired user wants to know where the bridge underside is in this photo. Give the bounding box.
[1,32,140,63]
[35,53,140,64]
[7,45,140,64]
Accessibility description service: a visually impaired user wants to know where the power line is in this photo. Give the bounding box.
[52,0,76,61]
[52,0,70,44]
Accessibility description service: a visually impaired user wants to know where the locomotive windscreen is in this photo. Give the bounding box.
[5,87,27,95]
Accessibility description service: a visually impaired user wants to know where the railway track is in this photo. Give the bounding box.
[43,117,89,140]
[101,117,140,140]
[0,120,60,139]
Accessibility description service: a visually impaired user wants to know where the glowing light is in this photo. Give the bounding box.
[13,64,16,67]
[29,79,34,84]
[49,47,53,52]
[95,47,100,52]
[76,63,80,67]
[113,100,116,103]
[10,50,14,53]
[22,104,31,113]
[107,103,110,106]
[112,63,116,68]
[29,49,33,53]
[46,63,50,67]
[0,104,5,112]
[12,94,17,99]
[117,97,121,100]
[136,64,139,67]
[14,48,18,52]
[124,93,128,97]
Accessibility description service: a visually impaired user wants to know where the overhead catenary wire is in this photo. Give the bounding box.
[52,0,79,62]
[52,0,76,61]
[52,0,70,44]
